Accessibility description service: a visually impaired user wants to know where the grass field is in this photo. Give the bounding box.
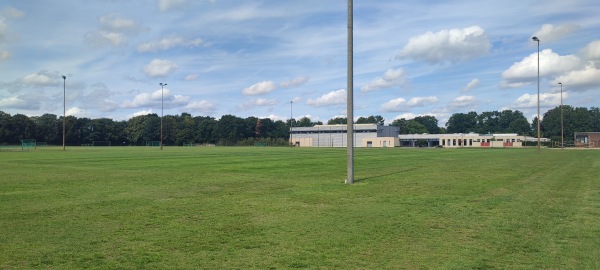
[1,146,599,269]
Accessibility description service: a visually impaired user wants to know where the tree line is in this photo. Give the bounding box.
[1,106,598,146]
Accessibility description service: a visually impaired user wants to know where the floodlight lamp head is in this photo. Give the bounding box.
[558,82,562,86]
[62,75,66,80]
[532,36,539,42]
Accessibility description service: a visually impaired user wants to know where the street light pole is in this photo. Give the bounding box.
[532,36,540,154]
[290,101,293,147]
[62,75,66,151]
[559,82,564,149]
[346,0,354,184]
[160,83,167,150]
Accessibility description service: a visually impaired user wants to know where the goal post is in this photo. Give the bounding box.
[21,139,36,150]
[92,141,111,147]
[145,141,160,147]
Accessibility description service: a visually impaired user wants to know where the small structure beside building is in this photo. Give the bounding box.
[574,132,600,148]
[291,124,399,147]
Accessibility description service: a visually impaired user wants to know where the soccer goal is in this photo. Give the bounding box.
[145,141,161,147]
[92,141,111,147]
[21,139,36,150]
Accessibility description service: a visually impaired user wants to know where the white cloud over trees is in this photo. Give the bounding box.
[361,68,406,92]
[306,90,346,107]
[143,59,178,77]
[243,81,277,96]
[397,25,490,64]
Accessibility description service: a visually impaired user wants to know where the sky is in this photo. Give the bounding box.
[1,0,599,126]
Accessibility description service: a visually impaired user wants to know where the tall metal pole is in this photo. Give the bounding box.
[290,100,293,147]
[160,83,166,150]
[559,82,563,149]
[346,0,354,184]
[62,75,66,151]
[533,36,540,153]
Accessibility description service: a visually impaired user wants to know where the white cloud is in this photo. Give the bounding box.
[185,100,217,114]
[381,96,438,112]
[122,88,191,110]
[172,95,190,107]
[0,96,28,109]
[580,40,600,61]
[158,0,189,11]
[552,63,600,92]
[391,112,448,125]
[0,19,6,39]
[143,59,178,77]
[392,113,419,120]
[95,31,127,46]
[66,107,87,117]
[306,89,346,107]
[240,98,278,110]
[185,74,198,81]
[501,49,581,87]
[131,110,154,117]
[462,79,480,93]
[361,68,406,92]
[99,15,140,33]
[122,89,163,108]
[85,15,142,47]
[0,50,10,61]
[137,36,204,52]
[381,97,438,112]
[448,95,477,109]
[243,81,276,96]
[280,76,309,88]
[382,98,409,112]
[513,92,564,109]
[533,24,579,43]
[397,25,490,64]
[1,7,25,19]
[20,72,59,87]
[255,98,277,106]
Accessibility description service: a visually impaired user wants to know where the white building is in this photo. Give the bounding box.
[398,133,547,148]
[291,124,399,147]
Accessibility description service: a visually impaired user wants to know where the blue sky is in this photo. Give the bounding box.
[1,0,599,126]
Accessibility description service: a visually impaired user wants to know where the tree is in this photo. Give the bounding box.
[413,116,439,134]
[296,117,316,127]
[405,121,428,134]
[195,116,217,144]
[476,111,500,133]
[327,117,347,125]
[446,111,477,133]
[33,114,59,144]
[215,114,246,145]
[390,118,408,134]
[356,115,384,125]
[175,113,196,145]
[126,114,150,145]
[6,114,36,144]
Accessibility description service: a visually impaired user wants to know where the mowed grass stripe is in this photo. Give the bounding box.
[1,147,599,269]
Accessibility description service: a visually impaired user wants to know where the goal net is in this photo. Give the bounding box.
[145,141,161,147]
[92,141,111,147]
[21,139,36,150]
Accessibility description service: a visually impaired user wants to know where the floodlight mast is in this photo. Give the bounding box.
[346,0,354,184]
[532,36,540,154]
[62,75,66,151]
[160,83,167,150]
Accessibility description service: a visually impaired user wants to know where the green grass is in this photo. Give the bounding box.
[1,147,599,269]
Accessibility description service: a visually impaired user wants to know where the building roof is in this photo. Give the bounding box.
[292,124,381,132]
